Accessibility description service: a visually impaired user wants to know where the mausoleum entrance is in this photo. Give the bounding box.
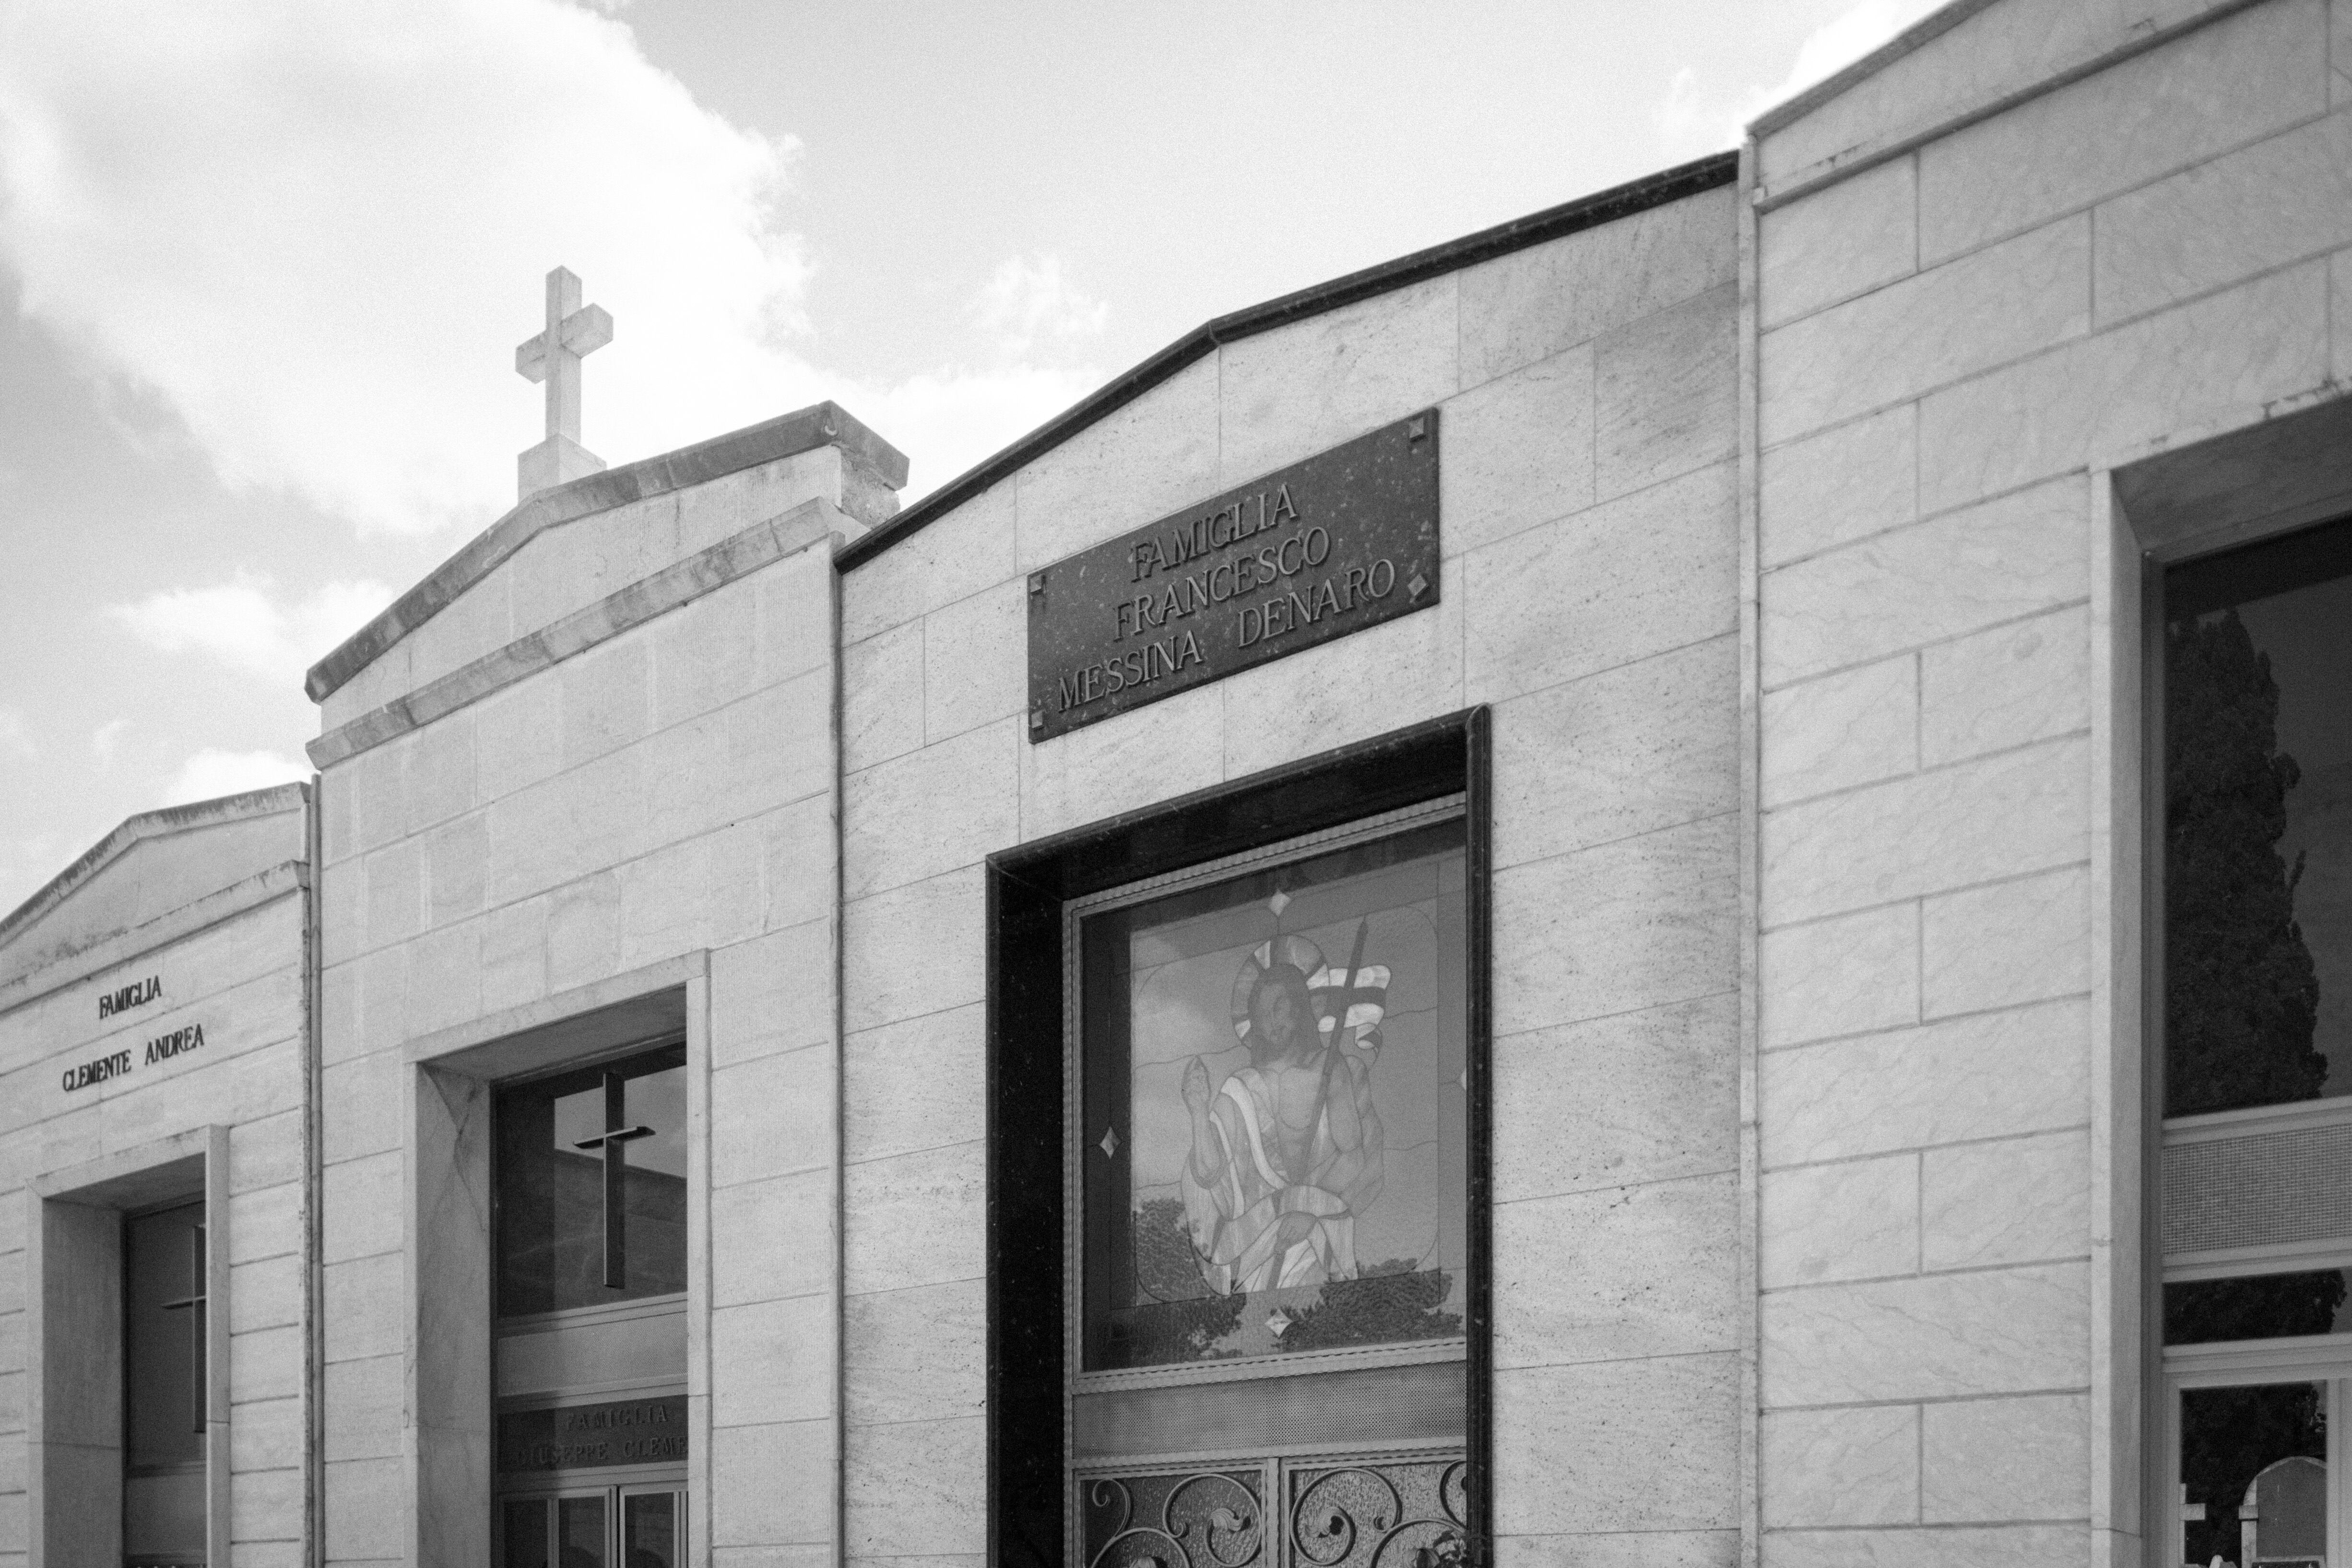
[492,1041,690,1568]
[1068,804,1471,1567]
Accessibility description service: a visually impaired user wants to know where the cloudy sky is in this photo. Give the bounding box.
[0,0,1937,913]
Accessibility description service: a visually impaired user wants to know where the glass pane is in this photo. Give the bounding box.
[556,1493,608,1568]
[122,1470,206,1566]
[2165,517,2352,1117]
[502,1497,551,1568]
[497,1045,688,1316]
[2179,1380,2328,1568]
[124,1199,205,1486]
[1080,818,1468,1371]
[2168,1271,2352,1344]
[622,1492,679,1568]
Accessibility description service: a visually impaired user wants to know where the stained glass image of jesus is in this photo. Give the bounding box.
[1078,816,1467,1372]
[1179,931,1386,1295]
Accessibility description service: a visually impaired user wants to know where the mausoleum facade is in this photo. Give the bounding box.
[4,0,2352,1563]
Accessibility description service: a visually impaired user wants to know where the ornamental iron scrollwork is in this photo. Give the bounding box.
[1085,1469,1264,1568]
[1288,1456,1466,1568]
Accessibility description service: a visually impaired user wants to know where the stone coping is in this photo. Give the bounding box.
[305,400,908,703]
[307,495,845,768]
[834,152,1739,574]
[0,783,309,957]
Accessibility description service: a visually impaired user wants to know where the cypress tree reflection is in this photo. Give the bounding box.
[2165,608,2322,1117]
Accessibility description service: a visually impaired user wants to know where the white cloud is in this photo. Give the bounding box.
[91,719,129,770]
[106,573,396,686]
[0,0,1088,531]
[1653,0,1946,159]
[974,255,1110,360]
[160,748,310,807]
[0,709,35,760]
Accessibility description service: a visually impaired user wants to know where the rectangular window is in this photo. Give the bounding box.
[124,1198,207,1568]
[2159,513,2352,1567]
[1067,802,1470,1568]
[496,1043,688,1317]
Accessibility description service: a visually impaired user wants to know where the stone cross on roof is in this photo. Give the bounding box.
[514,266,614,499]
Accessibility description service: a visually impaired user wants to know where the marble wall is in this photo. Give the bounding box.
[836,179,1747,1568]
[310,440,884,1566]
[1750,0,2352,1561]
[0,792,312,1567]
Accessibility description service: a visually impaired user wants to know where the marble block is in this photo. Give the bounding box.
[1492,1172,1741,1368]
[1918,260,2329,515]
[1764,1523,2088,1567]
[708,1417,836,1548]
[1438,342,1596,558]
[842,1277,986,1428]
[922,578,1026,745]
[1218,275,1458,489]
[1018,355,1220,573]
[1761,997,2091,1168]
[1593,283,1738,503]
[1919,1392,2089,1522]
[1490,994,1739,1202]
[2095,109,2352,325]
[842,720,1020,901]
[1760,1154,1918,1288]
[1491,635,1738,868]
[711,1044,836,1190]
[1761,736,2088,929]
[841,479,1016,646]
[711,1294,835,1428]
[1916,0,2327,266]
[842,1002,985,1166]
[1918,604,2090,767]
[841,1141,985,1297]
[1760,217,2090,448]
[1758,402,1917,569]
[843,619,925,773]
[1760,1404,1919,1528]
[1760,901,1920,1051]
[1761,473,2088,690]
[1493,1354,1740,1533]
[1463,459,1737,705]
[1761,654,1917,808]
[1760,154,1917,330]
[842,1414,987,1557]
[842,867,987,1035]
[1457,183,1736,387]
[1919,865,2090,1019]
[1761,1261,2089,1405]
[1920,1131,2091,1271]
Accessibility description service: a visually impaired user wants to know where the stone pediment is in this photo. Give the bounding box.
[0,783,307,994]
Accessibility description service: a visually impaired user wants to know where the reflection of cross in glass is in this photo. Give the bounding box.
[573,1071,656,1288]
[158,1225,206,1433]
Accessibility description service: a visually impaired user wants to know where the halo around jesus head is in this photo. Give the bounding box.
[1230,935,1327,1043]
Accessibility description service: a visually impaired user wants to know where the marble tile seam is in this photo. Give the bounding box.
[1491,804,1739,879]
[1761,987,2093,1057]
[1759,1120,2093,1178]
[1490,1343,1746,1376]
[1756,731,2089,849]
[1762,107,2342,346]
[1759,1385,2091,1420]
[1495,1160,1741,1209]
[1757,858,2091,940]
[840,1133,985,1175]
[1754,455,2087,572]
[1765,271,2321,493]
[1757,1250,2094,1299]
[1448,451,1737,569]
[840,1268,987,1305]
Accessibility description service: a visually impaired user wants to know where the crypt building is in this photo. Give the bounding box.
[4,0,2352,1563]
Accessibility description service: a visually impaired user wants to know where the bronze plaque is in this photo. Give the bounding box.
[497,1395,688,1473]
[1027,411,1440,741]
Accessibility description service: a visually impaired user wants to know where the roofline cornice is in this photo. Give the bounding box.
[835,152,1739,573]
